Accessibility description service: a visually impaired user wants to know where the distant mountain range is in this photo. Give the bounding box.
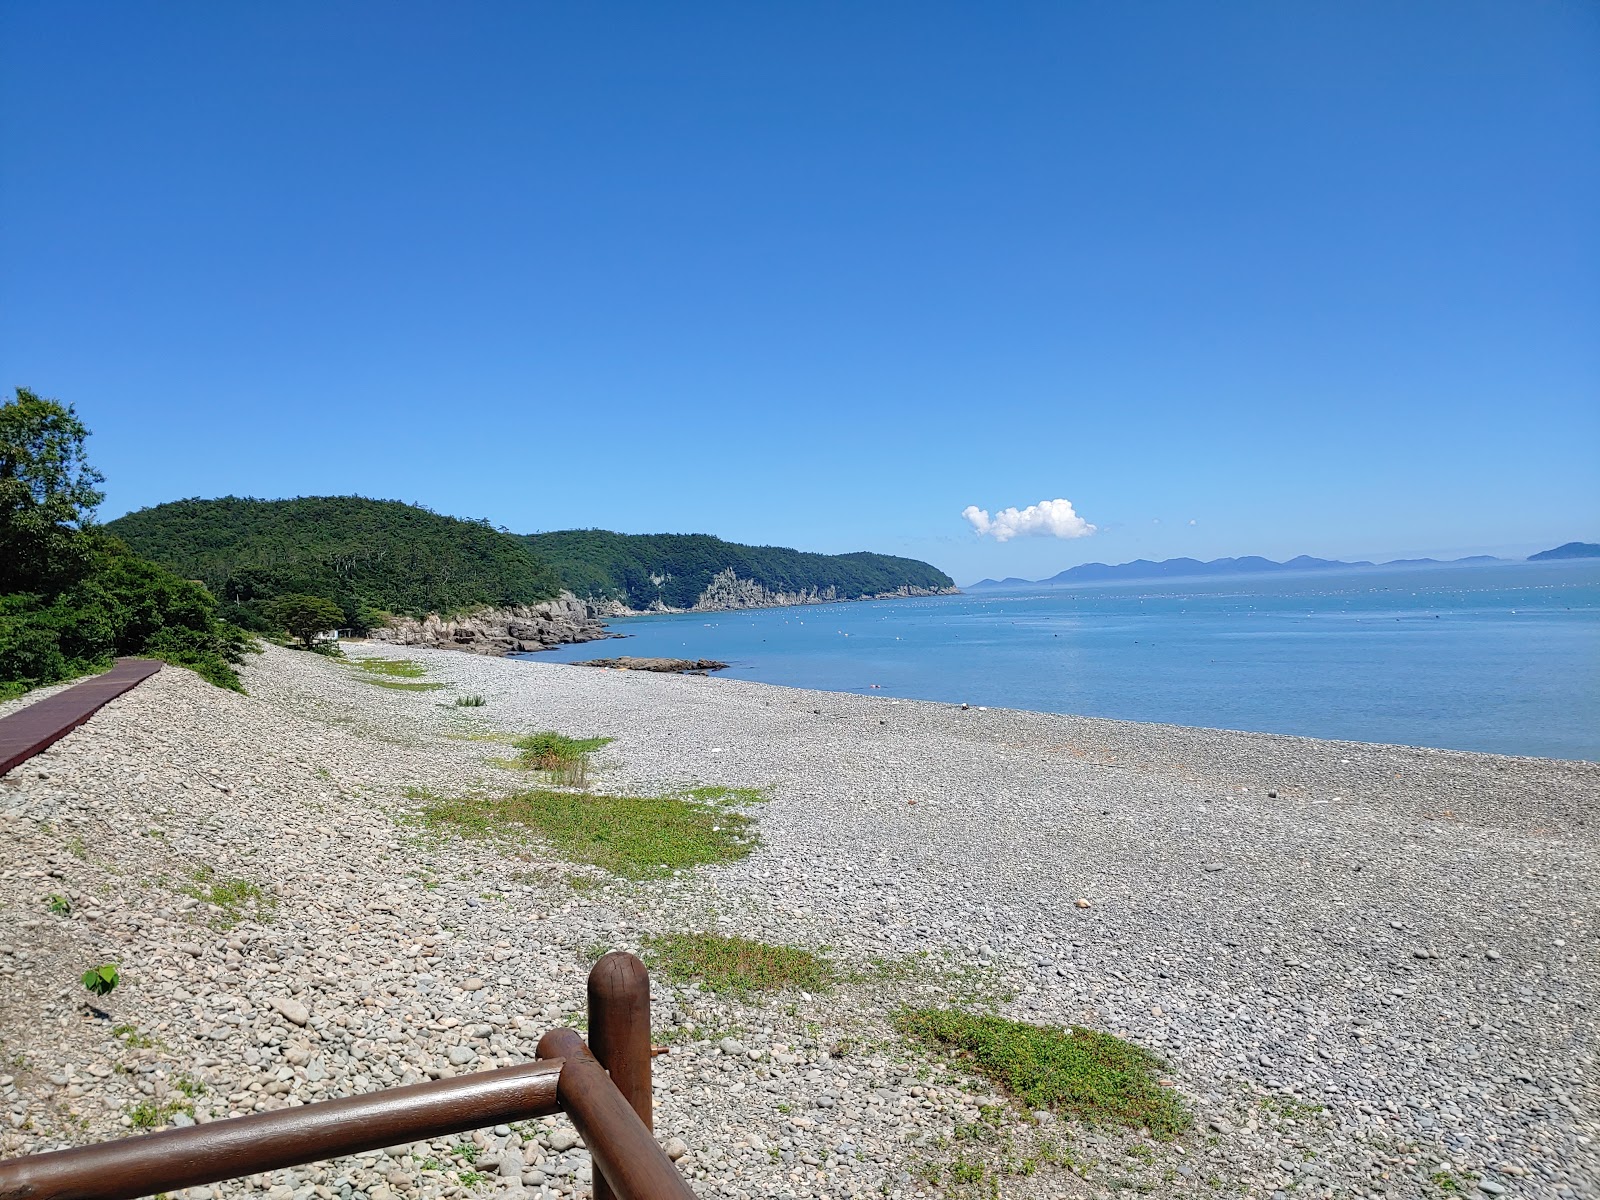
[968,544,1592,589]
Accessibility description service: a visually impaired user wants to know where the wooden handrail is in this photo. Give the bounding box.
[0,1063,564,1200]
[538,1030,694,1200]
[0,953,686,1200]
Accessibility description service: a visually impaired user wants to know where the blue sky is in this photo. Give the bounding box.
[3,2,1596,585]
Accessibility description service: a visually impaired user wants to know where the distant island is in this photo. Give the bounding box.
[967,550,1553,589]
[1528,541,1600,561]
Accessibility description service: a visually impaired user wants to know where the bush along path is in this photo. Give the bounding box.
[1,640,1592,1200]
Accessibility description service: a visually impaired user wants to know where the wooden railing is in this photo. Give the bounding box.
[0,953,692,1200]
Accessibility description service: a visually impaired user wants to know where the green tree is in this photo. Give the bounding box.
[266,593,345,649]
[0,390,250,699]
[0,388,106,594]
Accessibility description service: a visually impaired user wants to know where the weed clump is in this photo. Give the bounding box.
[644,932,834,996]
[455,694,487,707]
[127,1097,192,1129]
[112,1024,155,1049]
[407,785,761,879]
[183,866,275,929]
[895,1008,1189,1138]
[511,731,615,787]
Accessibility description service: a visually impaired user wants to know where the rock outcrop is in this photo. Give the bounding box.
[576,656,729,674]
[367,593,620,656]
[686,568,958,612]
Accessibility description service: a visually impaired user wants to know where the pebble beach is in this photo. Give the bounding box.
[1,642,1595,1199]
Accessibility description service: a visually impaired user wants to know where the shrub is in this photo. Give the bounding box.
[512,731,614,786]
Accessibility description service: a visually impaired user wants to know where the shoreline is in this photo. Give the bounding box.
[2,643,1595,1198]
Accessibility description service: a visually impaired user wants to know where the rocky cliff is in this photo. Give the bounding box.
[368,574,961,657]
[682,569,958,613]
[366,592,621,656]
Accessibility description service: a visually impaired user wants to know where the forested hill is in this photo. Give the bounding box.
[105,496,561,630]
[523,529,955,610]
[104,498,956,626]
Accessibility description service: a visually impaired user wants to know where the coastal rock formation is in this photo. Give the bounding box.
[366,592,619,656]
[685,568,957,613]
[363,573,960,658]
[576,656,730,674]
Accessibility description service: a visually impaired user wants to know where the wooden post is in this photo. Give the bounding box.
[586,952,653,1200]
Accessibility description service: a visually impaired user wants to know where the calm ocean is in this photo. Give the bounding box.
[521,560,1600,761]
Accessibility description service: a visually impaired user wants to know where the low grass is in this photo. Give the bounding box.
[346,658,446,691]
[406,785,760,879]
[352,658,428,677]
[182,866,276,930]
[643,931,834,996]
[512,731,615,787]
[455,694,487,707]
[895,1009,1190,1139]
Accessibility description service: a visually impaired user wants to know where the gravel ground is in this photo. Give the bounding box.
[1,642,1595,1200]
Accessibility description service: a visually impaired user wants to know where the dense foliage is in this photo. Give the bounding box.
[106,496,563,631]
[523,529,954,609]
[266,593,346,649]
[1,390,248,699]
[0,388,105,596]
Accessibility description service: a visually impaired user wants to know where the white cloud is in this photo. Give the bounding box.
[961,498,1096,542]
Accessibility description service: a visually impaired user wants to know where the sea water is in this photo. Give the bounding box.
[520,560,1600,761]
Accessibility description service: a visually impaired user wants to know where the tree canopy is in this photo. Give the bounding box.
[0,389,248,699]
[267,594,346,649]
[523,529,955,609]
[106,495,564,631]
[0,387,106,595]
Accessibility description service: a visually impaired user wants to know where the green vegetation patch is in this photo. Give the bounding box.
[644,931,834,996]
[183,866,276,929]
[523,528,954,610]
[512,731,615,786]
[896,1008,1189,1139]
[353,657,427,677]
[1,388,252,699]
[345,657,445,691]
[407,785,760,879]
[112,1024,155,1049]
[103,494,563,635]
[127,1097,193,1129]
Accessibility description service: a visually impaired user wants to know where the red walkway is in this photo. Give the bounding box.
[0,658,162,776]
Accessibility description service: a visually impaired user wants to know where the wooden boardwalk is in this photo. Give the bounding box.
[0,658,162,777]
